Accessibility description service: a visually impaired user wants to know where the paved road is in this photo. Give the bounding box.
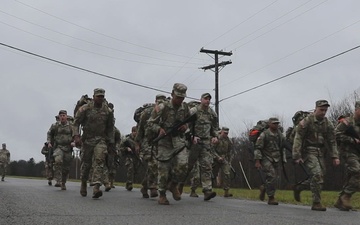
[0,178,358,225]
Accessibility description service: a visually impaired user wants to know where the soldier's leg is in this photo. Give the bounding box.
[305,155,326,210]
[125,157,134,191]
[53,148,64,187]
[157,160,171,205]
[91,140,107,198]
[147,156,158,197]
[80,143,94,197]
[0,163,4,181]
[262,159,278,204]
[222,162,232,197]
[198,147,216,200]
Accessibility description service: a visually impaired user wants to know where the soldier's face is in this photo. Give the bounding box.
[93,95,104,104]
[171,94,184,106]
[59,114,68,123]
[314,106,328,119]
[201,97,211,107]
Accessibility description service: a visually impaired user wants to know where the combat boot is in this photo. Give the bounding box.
[267,196,279,205]
[48,180,52,186]
[1,177,4,182]
[150,188,158,198]
[55,181,61,187]
[61,183,66,191]
[293,184,304,202]
[104,183,111,192]
[141,187,149,198]
[158,191,170,205]
[80,180,87,197]
[259,185,265,201]
[224,189,233,197]
[311,202,326,211]
[204,190,217,201]
[110,179,115,188]
[340,193,352,210]
[168,182,181,201]
[190,189,199,197]
[126,182,133,191]
[92,184,103,199]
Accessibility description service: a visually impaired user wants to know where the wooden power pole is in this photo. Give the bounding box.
[200,48,232,122]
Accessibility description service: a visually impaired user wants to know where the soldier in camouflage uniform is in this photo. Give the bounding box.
[73,88,114,199]
[135,94,167,198]
[212,127,234,197]
[47,110,74,190]
[188,92,219,201]
[292,100,340,211]
[254,118,286,205]
[119,126,139,191]
[334,101,360,211]
[147,83,190,205]
[0,143,10,181]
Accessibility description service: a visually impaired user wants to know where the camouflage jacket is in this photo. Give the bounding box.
[147,100,190,142]
[254,129,286,163]
[73,101,114,144]
[292,113,338,160]
[335,115,360,155]
[213,136,233,161]
[47,121,74,151]
[0,149,10,163]
[120,133,137,156]
[135,106,154,143]
[190,105,218,140]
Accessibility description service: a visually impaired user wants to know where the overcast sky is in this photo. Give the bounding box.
[1,0,359,162]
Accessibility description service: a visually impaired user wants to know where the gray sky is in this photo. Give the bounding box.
[1,0,359,162]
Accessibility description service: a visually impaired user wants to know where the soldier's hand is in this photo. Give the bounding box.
[178,124,187,132]
[127,147,132,153]
[71,142,76,147]
[74,135,81,145]
[217,157,224,163]
[333,158,340,166]
[211,137,218,144]
[193,136,200,144]
[158,128,166,137]
[255,159,261,169]
[47,143,53,148]
[355,138,360,144]
[294,158,303,164]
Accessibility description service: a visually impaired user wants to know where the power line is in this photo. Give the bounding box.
[0,41,202,101]
[0,20,197,69]
[13,0,203,61]
[219,44,360,102]
[0,10,202,66]
[221,17,360,87]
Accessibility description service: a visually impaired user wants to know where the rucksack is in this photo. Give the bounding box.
[292,111,310,126]
[74,94,92,116]
[133,103,155,123]
[249,120,269,144]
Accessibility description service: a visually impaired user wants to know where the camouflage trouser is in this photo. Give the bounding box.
[341,152,360,195]
[190,161,200,190]
[104,153,117,184]
[44,160,53,180]
[124,156,135,184]
[157,145,188,192]
[188,142,214,192]
[212,159,231,190]
[260,158,279,197]
[300,154,325,203]
[80,139,108,186]
[53,148,73,183]
[141,151,158,189]
[0,162,8,178]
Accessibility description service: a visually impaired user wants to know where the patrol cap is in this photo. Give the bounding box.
[355,101,360,109]
[315,100,330,107]
[268,117,280,124]
[201,93,212,99]
[58,110,67,115]
[94,88,105,97]
[172,83,187,98]
[221,126,229,133]
[155,94,167,100]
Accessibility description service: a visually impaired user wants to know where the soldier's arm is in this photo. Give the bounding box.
[47,124,56,144]
[292,121,307,160]
[210,112,219,138]
[327,120,339,158]
[72,105,87,136]
[336,119,357,145]
[147,103,164,135]
[254,132,265,160]
[105,110,115,144]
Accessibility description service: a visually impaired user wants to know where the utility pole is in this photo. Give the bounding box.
[200,48,232,123]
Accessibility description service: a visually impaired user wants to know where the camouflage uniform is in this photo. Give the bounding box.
[0,143,10,181]
[188,92,219,201]
[334,101,360,211]
[107,126,121,188]
[119,127,139,191]
[212,127,234,197]
[254,118,286,205]
[292,100,339,211]
[147,83,190,205]
[47,110,74,189]
[73,88,114,198]
[41,143,54,185]
[189,161,200,197]
[135,94,167,198]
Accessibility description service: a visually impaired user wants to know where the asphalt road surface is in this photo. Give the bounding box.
[0,178,358,225]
